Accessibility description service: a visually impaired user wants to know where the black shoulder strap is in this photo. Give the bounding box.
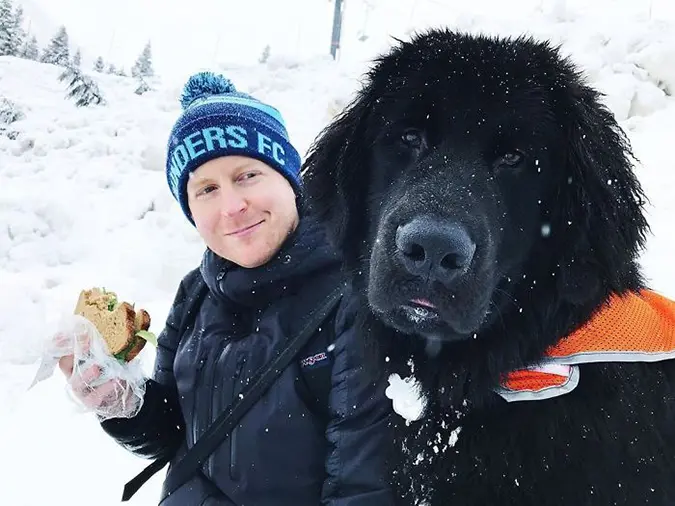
[121,285,344,502]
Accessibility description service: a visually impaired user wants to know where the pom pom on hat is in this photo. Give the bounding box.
[180,72,237,110]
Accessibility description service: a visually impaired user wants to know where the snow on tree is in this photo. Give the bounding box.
[107,63,117,74]
[134,76,151,95]
[72,48,81,67]
[93,56,104,72]
[58,66,106,107]
[40,26,70,66]
[0,0,27,57]
[259,44,271,64]
[131,41,153,78]
[8,3,24,55]
[0,96,24,139]
[21,34,39,60]
[0,96,24,125]
[0,0,16,56]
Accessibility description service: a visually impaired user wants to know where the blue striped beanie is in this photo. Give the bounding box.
[166,72,302,224]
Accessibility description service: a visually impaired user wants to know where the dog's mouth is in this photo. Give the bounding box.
[400,299,440,323]
[411,298,436,309]
[375,292,491,341]
[366,255,497,340]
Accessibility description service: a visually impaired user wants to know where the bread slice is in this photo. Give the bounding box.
[126,309,151,361]
[74,288,151,361]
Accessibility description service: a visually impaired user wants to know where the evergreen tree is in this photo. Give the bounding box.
[134,76,151,95]
[40,26,70,66]
[107,63,116,74]
[21,34,38,60]
[8,3,24,55]
[93,56,104,72]
[131,41,153,77]
[0,96,24,125]
[0,96,23,139]
[0,0,15,56]
[72,48,81,67]
[58,66,105,107]
[259,44,271,64]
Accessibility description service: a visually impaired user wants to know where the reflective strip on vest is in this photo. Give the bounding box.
[496,364,580,402]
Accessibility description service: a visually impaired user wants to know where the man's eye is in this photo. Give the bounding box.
[197,185,217,196]
[238,171,259,182]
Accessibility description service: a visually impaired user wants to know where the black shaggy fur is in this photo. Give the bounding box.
[303,30,675,505]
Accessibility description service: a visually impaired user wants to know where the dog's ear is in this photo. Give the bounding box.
[301,92,372,253]
[557,80,649,298]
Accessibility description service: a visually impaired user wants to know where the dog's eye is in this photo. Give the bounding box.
[498,150,525,167]
[401,129,424,149]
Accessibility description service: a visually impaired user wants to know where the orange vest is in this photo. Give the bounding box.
[496,290,675,402]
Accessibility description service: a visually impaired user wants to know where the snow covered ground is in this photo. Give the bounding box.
[1,1,675,504]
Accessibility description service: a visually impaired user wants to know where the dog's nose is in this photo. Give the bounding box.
[396,218,476,285]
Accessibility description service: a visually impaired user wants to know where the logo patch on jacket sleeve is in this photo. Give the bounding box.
[301,352,329,368]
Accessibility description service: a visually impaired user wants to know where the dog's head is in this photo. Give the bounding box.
[303,30,648,343]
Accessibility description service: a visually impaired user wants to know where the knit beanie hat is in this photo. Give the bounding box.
[166,72,302,224]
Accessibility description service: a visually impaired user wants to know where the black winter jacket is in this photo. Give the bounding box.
[101,218,394,505]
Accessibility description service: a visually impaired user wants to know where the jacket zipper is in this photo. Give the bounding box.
[205,340,232,477]
[229,355,246,480]
[191,353,207,448]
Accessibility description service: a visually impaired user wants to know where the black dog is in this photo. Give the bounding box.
[303,30,675,505]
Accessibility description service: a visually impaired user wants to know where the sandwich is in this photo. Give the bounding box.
[74,287,157,362]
